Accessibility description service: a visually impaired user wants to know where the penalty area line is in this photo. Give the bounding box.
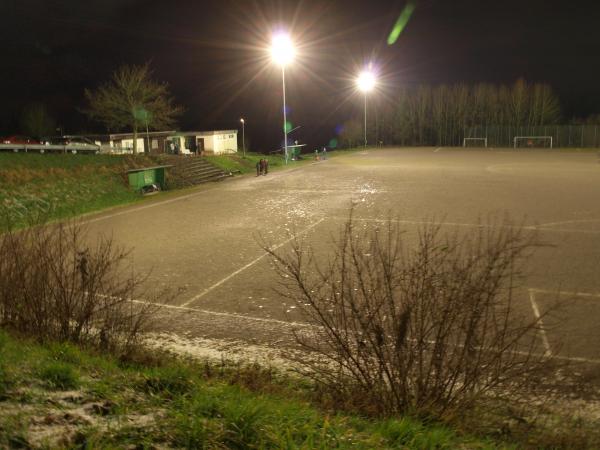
[528,289,552,357]
[180,217,325,307]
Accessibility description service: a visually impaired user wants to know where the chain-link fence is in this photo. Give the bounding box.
[464,125,600,148]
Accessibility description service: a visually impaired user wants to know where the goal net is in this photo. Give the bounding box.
[463,137,488,147]
[513,136,553,149]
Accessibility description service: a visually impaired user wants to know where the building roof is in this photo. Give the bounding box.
[107,130,237,139]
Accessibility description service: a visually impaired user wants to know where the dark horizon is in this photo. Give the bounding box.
[2,0,599,151]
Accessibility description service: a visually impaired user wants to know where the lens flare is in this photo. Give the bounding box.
[387,1,416,45]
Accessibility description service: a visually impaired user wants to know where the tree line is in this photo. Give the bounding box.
[340,79,562,147]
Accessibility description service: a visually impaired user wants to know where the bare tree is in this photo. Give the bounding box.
[265,211,552,417]
[84,63,184,154]
[377,80,562,147]
[0,214,175,354]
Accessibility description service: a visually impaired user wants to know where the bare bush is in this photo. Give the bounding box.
[0,216,168,353]
[265,211,552,417]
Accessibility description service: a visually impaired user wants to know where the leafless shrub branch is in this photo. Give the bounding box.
[264,210,553,417]
[0,213,174,354]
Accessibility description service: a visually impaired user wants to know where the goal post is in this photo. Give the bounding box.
[513,136,553,149]
[463,137,488,148]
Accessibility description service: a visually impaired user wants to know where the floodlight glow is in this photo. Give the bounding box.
[240,118,245,123]
[271,32,295,66]
[357,70,376,92]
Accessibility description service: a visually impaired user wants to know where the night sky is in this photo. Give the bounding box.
[2,0,600,151]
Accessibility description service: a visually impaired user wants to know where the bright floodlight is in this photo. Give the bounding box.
[271,32,295,66]
[357,70,376,92]
[240,118,245,123]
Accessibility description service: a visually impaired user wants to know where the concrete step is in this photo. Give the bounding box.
[162,156,232,188]
[179,167,224,177]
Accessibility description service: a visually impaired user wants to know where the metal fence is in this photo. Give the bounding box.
[464,125,600,148]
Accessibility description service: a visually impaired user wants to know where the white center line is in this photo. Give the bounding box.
[180,217,325,307]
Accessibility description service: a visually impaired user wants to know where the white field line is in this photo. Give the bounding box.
[331,217,600,235]
[434,147,442,152]
[132,297,600,365]
[132,298,314,329]
[536,219,600,228]
[81,187,218,225]
[528,287,600,299]
[90,292,315,329]
[180,218,325,307]
[91,291,600,365]
[528,290,552,357]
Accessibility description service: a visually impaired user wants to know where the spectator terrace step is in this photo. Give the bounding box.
[160,156,232,188]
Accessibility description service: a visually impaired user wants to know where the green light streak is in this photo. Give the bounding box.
[387,1,416,45]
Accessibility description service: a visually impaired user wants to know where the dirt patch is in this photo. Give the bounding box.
[144,331,306,372]
[0,388,166,448]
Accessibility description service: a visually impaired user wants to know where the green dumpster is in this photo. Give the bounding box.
[126,165,171,193]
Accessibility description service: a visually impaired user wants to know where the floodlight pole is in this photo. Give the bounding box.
[364,93,368,147]
[282,66,288,164]
[240,119,246,157]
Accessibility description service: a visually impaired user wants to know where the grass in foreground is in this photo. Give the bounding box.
[0,329,506,449]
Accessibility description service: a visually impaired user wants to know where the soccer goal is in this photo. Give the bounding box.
[513,136,553,149]
[463,137,488,147]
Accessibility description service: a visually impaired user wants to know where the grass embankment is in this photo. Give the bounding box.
[0,153,160,227]
[0,151,315,228]
[0,330,504,449]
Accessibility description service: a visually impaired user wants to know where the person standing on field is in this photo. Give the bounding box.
[256,159,262,176]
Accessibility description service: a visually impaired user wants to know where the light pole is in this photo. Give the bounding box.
[357,69,376,148]
[271,32,295,164]
[240,118,246,157]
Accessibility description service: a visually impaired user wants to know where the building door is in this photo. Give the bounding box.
[196,138,205,155]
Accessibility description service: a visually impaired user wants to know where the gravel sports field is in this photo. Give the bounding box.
[83,147,600,365]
